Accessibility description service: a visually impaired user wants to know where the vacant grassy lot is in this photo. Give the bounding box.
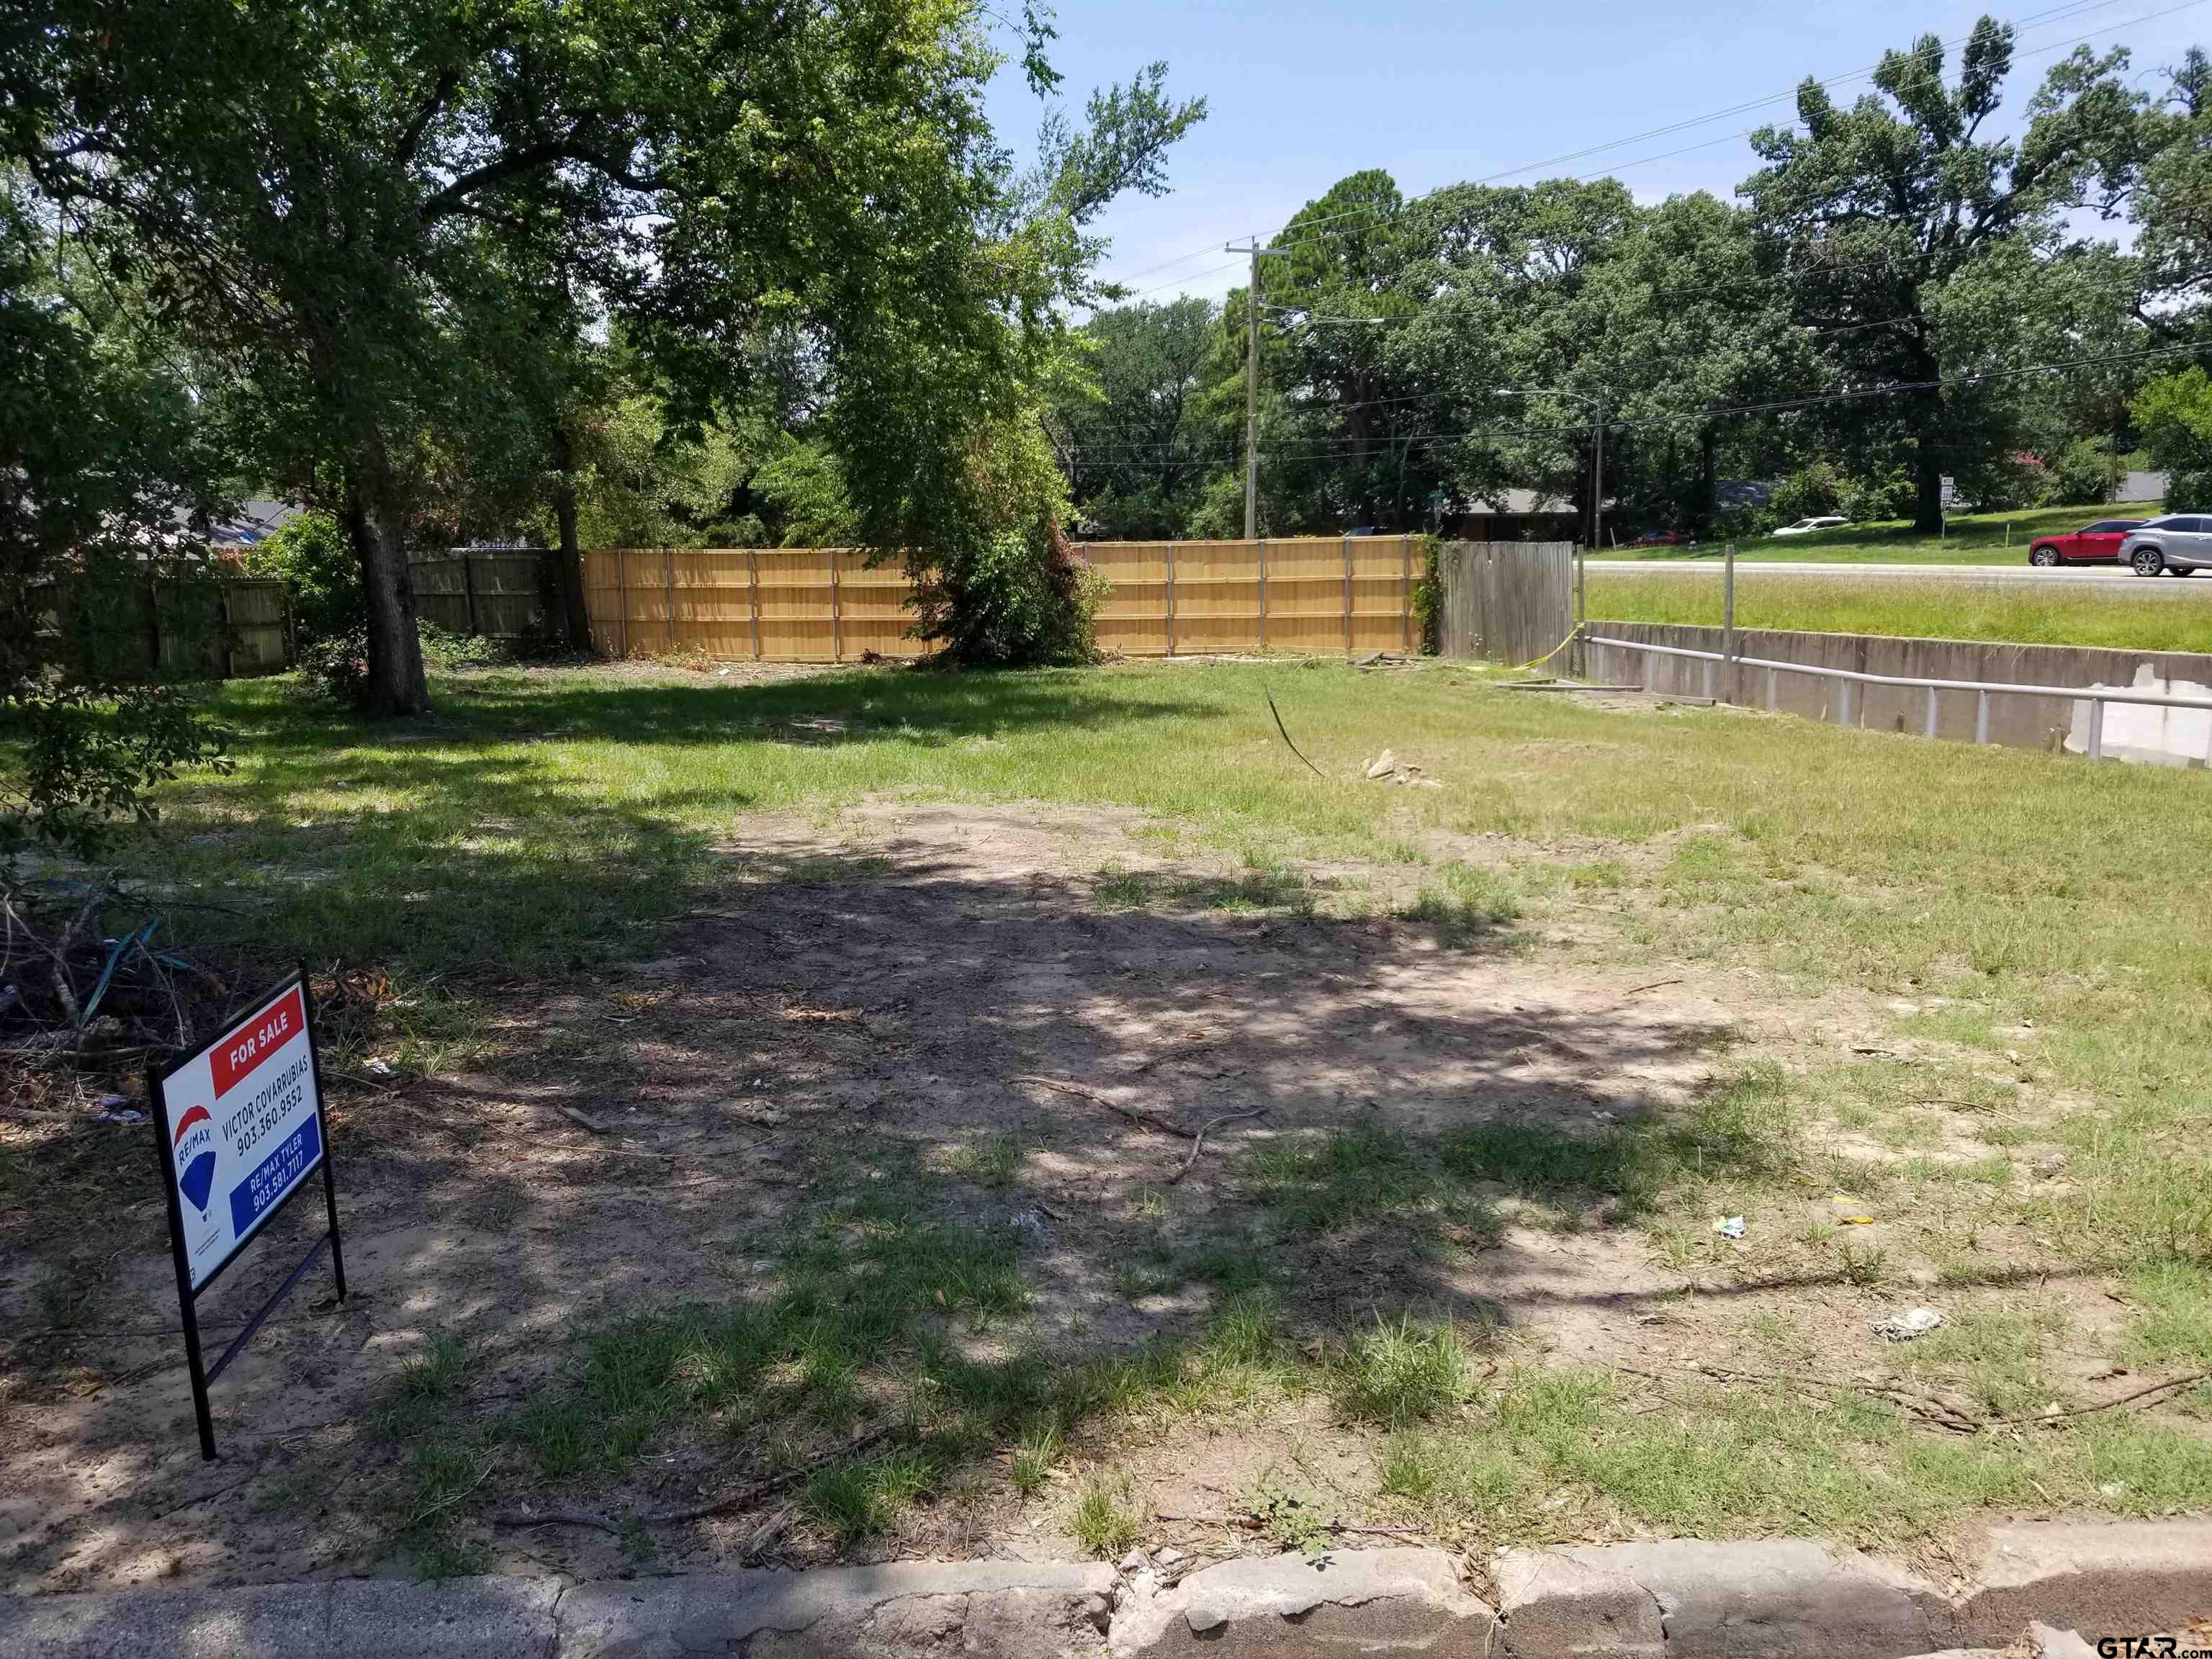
[1589,568,2212,652]
[1594,500,2167,565]
[4,656,2209,1591]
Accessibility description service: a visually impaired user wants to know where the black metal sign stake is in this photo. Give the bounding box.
[149,966,345,1462]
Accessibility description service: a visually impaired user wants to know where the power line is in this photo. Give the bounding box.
[1109,0,2198,295]
[1058,340,2207,462]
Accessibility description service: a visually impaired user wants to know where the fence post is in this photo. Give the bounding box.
[1702,658,1716,701]
[1256,538,1268,651]
[217,580,236,679]
[664,547,676,653]
[461,554,479,637]
[1766,666,1777,711]
[1838,677,1853,728]
[1975,689,1990,745]
[1165,539,1177,658]
[1924,685,1941,740]
[2087,699,2105,760]
[1400,534,1412,653]
[1341,534,1354,655]
[616,547,629,657]
[748,549,762,660]
[829,547,842,662]
[1722,542,1736,701]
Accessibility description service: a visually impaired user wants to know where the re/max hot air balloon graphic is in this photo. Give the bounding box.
[171,1105,218,1214]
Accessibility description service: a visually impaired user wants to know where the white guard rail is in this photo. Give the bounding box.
[1581,632,2212,762]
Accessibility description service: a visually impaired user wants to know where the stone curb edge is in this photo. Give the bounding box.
[0,1519,2204,1657]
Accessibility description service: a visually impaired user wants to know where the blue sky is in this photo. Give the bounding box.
[981,0,2209,304]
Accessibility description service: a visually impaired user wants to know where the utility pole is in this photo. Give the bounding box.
[1231,240,1288,540]
[1246,241,1260,539]
[1591,393,1605,555]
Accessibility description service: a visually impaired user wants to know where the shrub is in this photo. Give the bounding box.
[240,511,359,647]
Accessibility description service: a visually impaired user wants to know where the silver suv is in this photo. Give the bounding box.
[2121,514,2212,577]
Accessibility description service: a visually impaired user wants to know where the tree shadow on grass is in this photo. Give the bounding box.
[3,795,2143,1592]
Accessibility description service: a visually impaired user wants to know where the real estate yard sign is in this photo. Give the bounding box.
[153,970,346,1459]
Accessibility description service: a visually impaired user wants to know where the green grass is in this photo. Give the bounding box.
[1593,500,2165,565]
[1068,1470,1143,1558]
[60,656,2212,1558]
[1588,569,2212,652]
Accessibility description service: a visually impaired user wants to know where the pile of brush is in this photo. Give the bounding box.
[0,879,244,1069]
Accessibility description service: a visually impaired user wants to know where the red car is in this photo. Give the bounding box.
[2026,518,2147,566]
[1632,531,1693,546]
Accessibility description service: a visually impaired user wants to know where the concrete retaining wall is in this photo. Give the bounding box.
[1581,622,2212,766]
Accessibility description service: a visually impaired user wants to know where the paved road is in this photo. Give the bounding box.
[1591,559,2211,594]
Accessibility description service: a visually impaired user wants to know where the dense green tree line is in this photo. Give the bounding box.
[1051,22,2211,541]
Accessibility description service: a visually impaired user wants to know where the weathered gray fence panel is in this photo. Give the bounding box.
[32,574,292,680]
[411,551,558,639]
[1437,541,1574,665]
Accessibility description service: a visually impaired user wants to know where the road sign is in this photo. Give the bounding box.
[1940,476,1957,508]
[152,969,344,1459]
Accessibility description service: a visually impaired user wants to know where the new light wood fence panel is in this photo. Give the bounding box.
[1436,541,1575,665]
[581,537,1419,662]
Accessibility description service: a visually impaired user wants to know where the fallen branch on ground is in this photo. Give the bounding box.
[1011,1074,1195,1138]
[493,1426,892,1534]
[1166,1107,1267,1184]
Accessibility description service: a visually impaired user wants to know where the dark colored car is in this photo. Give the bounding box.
[2025,518,2146,566]
[1632,531,1692,546]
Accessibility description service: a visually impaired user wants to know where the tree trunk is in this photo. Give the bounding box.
[549,426,590,652]
[343,426,430,715]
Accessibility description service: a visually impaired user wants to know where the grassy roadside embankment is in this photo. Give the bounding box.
[1593,500,2167,566]
[1588,567,2212,652]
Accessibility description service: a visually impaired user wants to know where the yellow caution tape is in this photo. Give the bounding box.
[1510,623,1585,674]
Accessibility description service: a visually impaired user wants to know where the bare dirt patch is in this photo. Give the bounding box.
[0,796,2172,1593]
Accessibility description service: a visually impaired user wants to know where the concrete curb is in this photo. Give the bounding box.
[557,1559,1115,1657]
[1493,1525,2212,1657]
[3,1522,2208,1658]
[1107,1547,1493,1655]
[1957,1519,2212,1646]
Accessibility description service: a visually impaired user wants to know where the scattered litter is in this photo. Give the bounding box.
[1874,1307,1945,1342]
[364,1057,395,1076]
[1836,1215,1876,1226]
[94,1108,147,1125]
[1008,1206,1051,1242]
[93,1093,130,1110]
[1713,1216,1746,1240]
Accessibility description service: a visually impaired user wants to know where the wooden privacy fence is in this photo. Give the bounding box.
[1435,541,1575,665]
[580,536,1422,662]
[32,572,293,680]
[411,551,561,639]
